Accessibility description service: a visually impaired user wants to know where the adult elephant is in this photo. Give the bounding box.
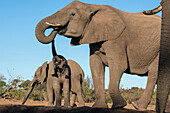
[143,1,170,113]
[35,1,161,109]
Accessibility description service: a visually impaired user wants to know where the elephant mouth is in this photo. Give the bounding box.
[46,22,81,45]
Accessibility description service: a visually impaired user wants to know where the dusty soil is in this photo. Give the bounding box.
[0,99,166,113]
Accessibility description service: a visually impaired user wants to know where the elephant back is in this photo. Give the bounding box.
[67,60,84,92]
[67,60,84,77]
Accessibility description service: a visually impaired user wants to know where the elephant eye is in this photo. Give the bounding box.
[71,13,75,16]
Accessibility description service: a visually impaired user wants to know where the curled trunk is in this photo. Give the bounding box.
[52,39,57,56]
[52,39,61,62]
[35,17,58,44]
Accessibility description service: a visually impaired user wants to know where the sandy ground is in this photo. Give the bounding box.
[0,99,160,113]
[0,98,156,110]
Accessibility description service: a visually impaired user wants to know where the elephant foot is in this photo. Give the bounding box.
[71,104,77,108]
[48,103,54,106]
[111,98,127,109]
[78,103,85,107]
[111,103,127,109]
[92,101,108,108]
[54,103,62,107]
[132,101,147,111]
[63,105,72,108]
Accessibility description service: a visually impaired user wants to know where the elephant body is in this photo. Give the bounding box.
[22,59,85,107]
[47,58,85,107]
[35,1,161,109]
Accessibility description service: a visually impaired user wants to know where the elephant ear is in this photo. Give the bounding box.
[79,8,125,44]
[50,61,55,75]
[36,61,48,84]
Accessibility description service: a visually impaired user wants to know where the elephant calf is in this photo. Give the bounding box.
[22,57,85,107]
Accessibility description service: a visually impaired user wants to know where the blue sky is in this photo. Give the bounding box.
[0,0,161,89]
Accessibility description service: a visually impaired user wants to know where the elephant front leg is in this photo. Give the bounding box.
[53,77,62,107]
[47,77,54,106]
[63,79,70,107]
[108,63,127,109]
[90,54,108,108]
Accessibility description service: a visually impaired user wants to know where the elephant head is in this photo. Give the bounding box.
[35,1,125,45]
[22,61,48,104]
[52,55,67,72]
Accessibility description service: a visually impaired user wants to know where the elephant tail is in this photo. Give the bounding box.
[81,71,86,98]
[143,2,162,15]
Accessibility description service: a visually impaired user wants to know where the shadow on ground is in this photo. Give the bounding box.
[0,105,155,113]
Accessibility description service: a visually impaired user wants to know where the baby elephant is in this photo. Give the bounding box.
[22,56,85,107]
[51,55,85,107]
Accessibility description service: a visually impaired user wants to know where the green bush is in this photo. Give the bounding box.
[1,77,169,106]
[83,76,95,103]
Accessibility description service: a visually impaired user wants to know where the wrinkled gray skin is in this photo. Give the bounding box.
[22,58,85,107]
[35,1,161,109]
[143,1,170,113]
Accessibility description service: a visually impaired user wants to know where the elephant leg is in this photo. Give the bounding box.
[63,79,70,107]
[132,58,158,110]
[90,54,107,108]
[71,92,77,107]
[108,63,127,109]
[47,77,54,105]
[53,77,62,107]
[76,92,85,107]
[102,41,127,109]
[72,79,85,107]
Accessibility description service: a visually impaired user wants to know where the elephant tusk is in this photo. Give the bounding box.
[70,44,74,46]
[46,22,62,27]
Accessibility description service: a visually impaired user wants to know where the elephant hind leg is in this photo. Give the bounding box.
[72,84,85,107]
[71,92,77,107]
[132,58,158,110]
[76,92,85,107]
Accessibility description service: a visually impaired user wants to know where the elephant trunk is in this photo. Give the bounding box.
[52,39,57,56]
[35,17,59,44]
[22,79,37,105]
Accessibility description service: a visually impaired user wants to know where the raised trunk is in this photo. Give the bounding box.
[22,80,37,104]
[52,39,57,56]
[156,0,170,113]
[35,17,58,44]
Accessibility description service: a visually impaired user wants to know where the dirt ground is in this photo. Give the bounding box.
[0,99,168,113]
